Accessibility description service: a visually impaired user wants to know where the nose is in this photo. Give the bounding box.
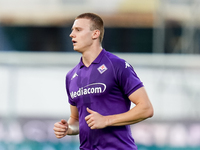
[69,30,75,38]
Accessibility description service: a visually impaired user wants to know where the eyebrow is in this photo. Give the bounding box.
[71,27,82,30]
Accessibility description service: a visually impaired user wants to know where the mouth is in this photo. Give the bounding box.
[72,40,77,45]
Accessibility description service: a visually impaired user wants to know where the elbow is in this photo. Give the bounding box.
[148,107,154,118]
[146,104,154,118]
[143,104,154,119]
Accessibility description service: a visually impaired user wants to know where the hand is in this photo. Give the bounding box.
[53,119,68,138]
[85,108,108,129]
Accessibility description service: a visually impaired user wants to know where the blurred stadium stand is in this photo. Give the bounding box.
[1,0,200,150]
[1,0,200,53]
[0,0,155,26]
[0,0,155,53]
[153,0,200,53]
[1,52,200,150]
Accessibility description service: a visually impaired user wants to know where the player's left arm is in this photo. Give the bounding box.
[107,86,153,126]
[85,87,153,129]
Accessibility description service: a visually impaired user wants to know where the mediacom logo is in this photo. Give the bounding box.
[70,83,106,99]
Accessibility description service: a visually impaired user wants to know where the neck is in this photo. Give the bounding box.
[82,46,102,67]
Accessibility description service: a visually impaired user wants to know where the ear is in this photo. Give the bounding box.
[92,30,100,40]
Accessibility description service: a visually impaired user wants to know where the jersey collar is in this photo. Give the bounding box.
[79,49,106,68]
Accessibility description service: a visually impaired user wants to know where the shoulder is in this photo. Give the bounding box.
[104,50,139,80]
[104,50,129,70]
[66,64,79,81]
[104,51,125,66]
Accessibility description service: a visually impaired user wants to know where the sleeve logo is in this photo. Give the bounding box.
[125,62,131,68]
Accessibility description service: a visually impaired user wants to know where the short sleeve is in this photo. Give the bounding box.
[65,74,77,106]
[117,60,143,97]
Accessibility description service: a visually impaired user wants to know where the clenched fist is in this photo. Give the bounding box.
[85,108,109,129]
[53,119,68,138]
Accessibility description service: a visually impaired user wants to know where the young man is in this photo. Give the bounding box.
[54,13,153,150]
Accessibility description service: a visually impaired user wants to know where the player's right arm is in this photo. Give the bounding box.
[53,105,79,138]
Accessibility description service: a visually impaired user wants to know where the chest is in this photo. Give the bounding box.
[68,63,118,100]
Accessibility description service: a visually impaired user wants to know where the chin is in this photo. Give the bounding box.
[73,46,78,51]
[73,47,82,53]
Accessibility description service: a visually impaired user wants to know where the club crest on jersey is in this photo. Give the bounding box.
[97,64,107,74]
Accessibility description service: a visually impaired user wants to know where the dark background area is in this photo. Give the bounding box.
[0,26,153,53]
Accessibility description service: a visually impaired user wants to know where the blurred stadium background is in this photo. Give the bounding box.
[0,0,200,150]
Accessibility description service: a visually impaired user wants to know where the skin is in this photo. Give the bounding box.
[53,18,154,138]
[69,18,102,67]
[54,105,79,138]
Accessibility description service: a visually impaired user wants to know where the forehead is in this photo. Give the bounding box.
[72,18,91,29]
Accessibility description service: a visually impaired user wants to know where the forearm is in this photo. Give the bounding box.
[85,88,153,129]
[66,117,79,135]
[107,103,153,126]
[106,87,154,127]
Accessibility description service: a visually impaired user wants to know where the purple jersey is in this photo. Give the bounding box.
[66,49,143,150]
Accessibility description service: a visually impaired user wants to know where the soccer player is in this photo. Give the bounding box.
[53,13,154,150]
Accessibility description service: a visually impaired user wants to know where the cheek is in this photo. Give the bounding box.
[80,35,92,44]
[77,31,93,45]
[86,33,93,42]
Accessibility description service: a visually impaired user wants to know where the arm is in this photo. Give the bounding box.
[85,87,153,129]
[107,87,153,126]
[67,105,79,135]
[54,105,79,138]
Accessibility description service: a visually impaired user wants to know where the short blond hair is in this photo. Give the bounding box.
[76,13,104,43]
